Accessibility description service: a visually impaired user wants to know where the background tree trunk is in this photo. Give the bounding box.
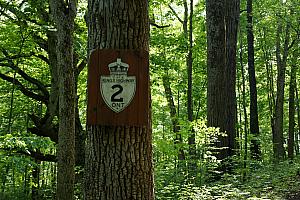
[162,72,185,161]
[273,19,290,160]
[239,31,249,180]
[296,81,300,155]
[206,0,226,159]
[187,0,193,126]
[85,0,154,199]
[206,0,239,160]
[247,0,260,159]
[187,0,197,177]
[32,160,40,200]
[49,0,77,199]
[224,0,239,158]
[288,63,296,159]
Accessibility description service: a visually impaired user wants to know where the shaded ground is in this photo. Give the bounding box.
[287,192,300,200]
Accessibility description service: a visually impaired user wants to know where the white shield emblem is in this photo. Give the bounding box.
[100,58,136,113]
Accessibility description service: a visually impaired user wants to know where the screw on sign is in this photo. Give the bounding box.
[100,58,136,113]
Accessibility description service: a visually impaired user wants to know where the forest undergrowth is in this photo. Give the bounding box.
[155,157,300,200]
[1,155,300,199]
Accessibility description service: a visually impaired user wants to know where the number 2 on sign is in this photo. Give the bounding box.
[111,84,123,102]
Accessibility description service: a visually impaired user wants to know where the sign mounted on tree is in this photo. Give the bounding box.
[100,58,136,113]
[87,49,149,126]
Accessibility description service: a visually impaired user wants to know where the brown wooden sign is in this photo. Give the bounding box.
[87,49,149,126]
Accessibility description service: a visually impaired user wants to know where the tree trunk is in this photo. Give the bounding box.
[170,0,195,173]
[288,63,296,159]
[206,0,239,160]
[32,160,40,200]
[187,0,197,176]
[296,80,300,155]
[160,4,185,163]
[49,0,77,199]
[162,72,185,161]
[187,0,193,125]
[159,7,185,162]
[1,164,9,194]
[273,20,290,160]
[260,28,276,149]
[224,0,239,158]
[85,1,154,199]
[247,0,260,159]
[239,31,249,181]
[206,0,226,158]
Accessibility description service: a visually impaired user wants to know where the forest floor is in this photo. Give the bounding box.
[192,159,300,200]
[155,159,300,200]
[242,159,300,200]
[287,192,300,200]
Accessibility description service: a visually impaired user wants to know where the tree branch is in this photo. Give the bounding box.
[240,9,247,14]
[150,21,170,29]
[168,5,184,24]
[0,52,35,62]
[34,54,50,64]
[288,33,299,50]
[0,48,50,98]
[75,59,86,77]
[0,72,48,103]
[0,0,49,26]
[33,34,48,52]
[1,148,57,162]
[26,150,56,162]
[28,114,58,143]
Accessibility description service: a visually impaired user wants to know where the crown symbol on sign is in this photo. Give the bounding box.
[108,58,129,75]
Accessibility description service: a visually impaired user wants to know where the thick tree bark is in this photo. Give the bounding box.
[206,0,226,158]
[50,0,77,199]
[206,0,239,160]
[85,1,154,199]
[224,0,239,158]
[247,0,260,159]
